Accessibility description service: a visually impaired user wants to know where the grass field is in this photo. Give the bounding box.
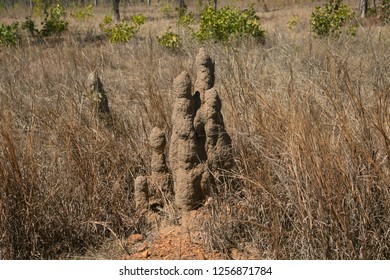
[0,0,389,259]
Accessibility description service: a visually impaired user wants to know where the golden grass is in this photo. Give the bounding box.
[0,1,389,259]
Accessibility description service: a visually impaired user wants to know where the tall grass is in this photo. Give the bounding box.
[0,3,389,259]
[202,30,390,259]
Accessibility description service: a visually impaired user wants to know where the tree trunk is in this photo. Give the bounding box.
[113,0,120,22]
[214,0,217,10]
[360,0,368,18]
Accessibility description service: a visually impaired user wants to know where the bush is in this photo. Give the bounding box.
[0,23,19,47]
[99,14,146,44]
[287,15,300,31]
[41,4,68,36]
[108,22,139,44]
[72,4,94,21]
[380,0,390,23]
[177,11,194,28]
[131,14,146,26]
[21,18,37,37]
[160,3,174,17]
[311,2,355,38]
[22,4,68,38]
[157,28,181,49]
[195,5,265,43]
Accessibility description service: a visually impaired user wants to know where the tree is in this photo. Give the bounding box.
[360,0,368,17]
[113,0,120,22]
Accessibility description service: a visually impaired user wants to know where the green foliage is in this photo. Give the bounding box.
[22,4,69,38]
[160,3,174,17]
[101,14,113,26]
[195,5,265,43]
[287,15,300,31]
[72,4,94,21]
[41,4,68,36]
[131,14,146,26]
[108,22,139,44]
[32,0,46,17]
[178,11,195,28]
[21,18,37,36]
[380,0,390,24]
[311,2,354,38]
[99,14,146,44]
[0,22,19,47]
[157,27,181,49]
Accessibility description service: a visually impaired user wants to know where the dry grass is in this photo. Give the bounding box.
[1,1,389,259]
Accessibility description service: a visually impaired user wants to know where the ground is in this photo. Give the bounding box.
[122,225,220,260]
[86,207,256,260]
[87,208,224,260]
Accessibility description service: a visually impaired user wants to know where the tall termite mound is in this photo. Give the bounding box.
[193,48,234,178]
[134,48,233,215]
[169,71,205,211]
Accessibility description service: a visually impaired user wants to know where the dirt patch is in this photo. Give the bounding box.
[121,209,222,260]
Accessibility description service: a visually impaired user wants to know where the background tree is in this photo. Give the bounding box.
[113,0,120,21]
[179,0,185,9]
[360,0,368,17]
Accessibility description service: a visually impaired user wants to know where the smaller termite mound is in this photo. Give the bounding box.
[149,127,172,209]
[134,127,172,216]
[203,88,234,173]
[85,71,112,124]
[150,127,168,176]
[134,176,149,215]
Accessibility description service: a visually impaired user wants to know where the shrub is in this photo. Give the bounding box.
[195,5,265,43]
[131,14,146,26]
[41,4,68,36]
[287,15,300,31]
[22,4,68,38]
[311,2,354,38]
[72,4,94,21]
[177,11,194,28]
[160,3,174,17]
[0,23,19,47]
[99,14,146,44]
[157,28,181,49]
[32,0,46,17]
[380,0,390,24]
